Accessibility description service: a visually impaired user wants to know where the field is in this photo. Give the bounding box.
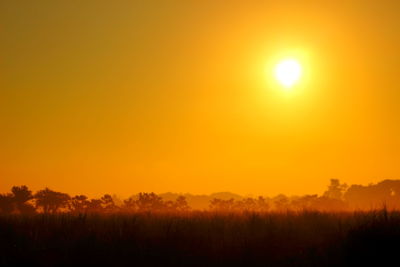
[1,210,400,266]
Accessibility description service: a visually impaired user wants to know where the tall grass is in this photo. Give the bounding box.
[1,210,400,266]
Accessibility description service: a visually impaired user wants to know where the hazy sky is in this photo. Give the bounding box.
[1,1,400,197]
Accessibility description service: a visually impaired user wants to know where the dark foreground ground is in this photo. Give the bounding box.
[1,210,400,266]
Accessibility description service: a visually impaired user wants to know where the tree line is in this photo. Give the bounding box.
[0,186,192,214]
[1,179,400,214]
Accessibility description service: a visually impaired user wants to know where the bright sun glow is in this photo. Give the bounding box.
[274,59,302,88]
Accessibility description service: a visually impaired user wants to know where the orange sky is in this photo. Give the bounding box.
[1,1,400,198]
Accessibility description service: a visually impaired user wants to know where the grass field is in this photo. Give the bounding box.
[1,210,399,266]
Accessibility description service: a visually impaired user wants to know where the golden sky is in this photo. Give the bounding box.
[1,1,400,197]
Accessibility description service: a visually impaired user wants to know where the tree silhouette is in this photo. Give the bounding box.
[209,196,270,212]
[273,194,290,211]
[11,185,35,214]
[323,179,348,200]
[344,180,400,210]
[71,195,90,213]
[291,195,319,210]
[209,198,235,211]
[256,196,270,211]
[237,198,259,211]
[34,188,71,213]
[87,199,103,213]
[174,196,190,211]
[0,193,14,214]
[136,193,165,212]
[122,197,137,212]
[101,194,117,211]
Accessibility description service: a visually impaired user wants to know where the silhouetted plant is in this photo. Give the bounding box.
[11,185,35,214]
[209,198,235,211]
[71,195,90,213]
[343,180,400,210]
[136,192,165,212]
[174,196,190,211]
[34,188,71,213]
[0,193,14,214]
[324,179,348,200]
[122,197,137,212]
[86,198,103,213]
[235,197,258,211]
[273,194,290,211]
[256,196,270,211]
[3,179,400,214]
[101,194,117,212]
[209,196,270,212]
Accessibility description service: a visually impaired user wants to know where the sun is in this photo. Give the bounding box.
[274,59,302,88]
